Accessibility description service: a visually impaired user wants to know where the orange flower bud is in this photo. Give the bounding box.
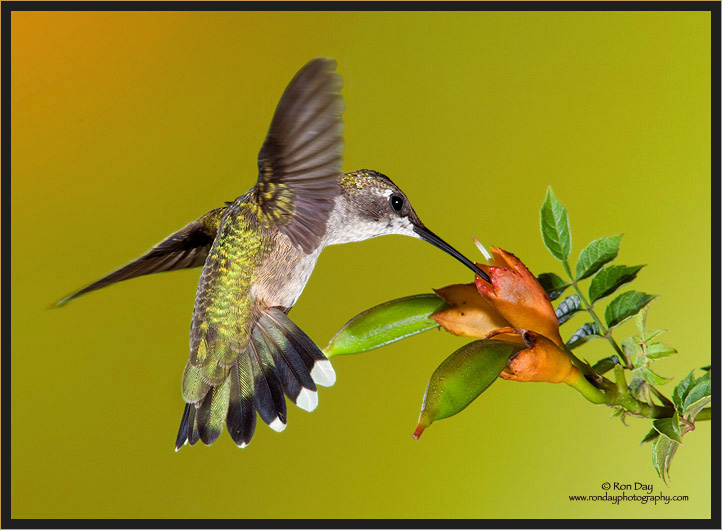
[431,284,510,338]
[474,247,563,346]
[486,328,578,383]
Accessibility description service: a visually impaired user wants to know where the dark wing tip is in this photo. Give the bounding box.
[52,286,92,308]
[306,56,336,69]
[49,298,69,309]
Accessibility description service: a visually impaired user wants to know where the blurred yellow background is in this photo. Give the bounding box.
[11,10,711,519]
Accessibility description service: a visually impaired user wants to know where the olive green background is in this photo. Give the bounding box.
[11,11,711,519]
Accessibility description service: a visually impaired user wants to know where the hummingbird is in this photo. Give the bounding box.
[57,58,490,450]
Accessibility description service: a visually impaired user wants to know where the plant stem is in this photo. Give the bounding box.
[613,365,627,393]
[561,259,630,368]
[561,260,574,281]
[563,345,678,419]
[556,263,681,419]
[567,371,606,404]
[566,368,675,419]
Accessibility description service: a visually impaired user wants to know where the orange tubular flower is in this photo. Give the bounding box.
[430,284,510,338]
[486,328,579,384]
[474,246,563,347]
[430,242,579,385]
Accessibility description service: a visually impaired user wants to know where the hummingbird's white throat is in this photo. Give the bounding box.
[321,190,417,247]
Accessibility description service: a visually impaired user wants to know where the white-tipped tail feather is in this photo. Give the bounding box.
[311,359,336,387]
[296,387,318,412]
[269,417,287,432]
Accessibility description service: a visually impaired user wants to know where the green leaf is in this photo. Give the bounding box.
[588,265,644,303]
[622,337,639,353]
[537,272,570,301]
[683,372,711,412]
[324,294,449,357]
[672,371,695,410]
[652,434,679,485]
[684,396,711,421]
[540,187,572,261]
[565,322,601,349]
[641,428,659,444]
[605,291,656,329]
[636,303,650,336]
[555,294,582,325]
[575,234,622,281]
[646,343,677,359]
[622,336,642,366]
[413,339,525,439]
[653,413,682,443]
[642,329,665,343]
[592,355,619,375]
[701,365,711,371]
[632,367,670,386]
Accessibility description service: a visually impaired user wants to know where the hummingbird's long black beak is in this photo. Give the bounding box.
[413,225,491,284]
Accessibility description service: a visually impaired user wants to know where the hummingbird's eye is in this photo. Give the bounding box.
[390,194,404,212]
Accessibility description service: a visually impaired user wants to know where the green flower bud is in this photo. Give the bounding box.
[414,339,524,439]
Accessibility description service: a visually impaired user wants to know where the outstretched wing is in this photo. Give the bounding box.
[55,207,227,306]
[255,57,345,253]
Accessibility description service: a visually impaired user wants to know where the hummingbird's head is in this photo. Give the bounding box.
[335,170,491,283]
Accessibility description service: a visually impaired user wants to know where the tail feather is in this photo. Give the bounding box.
[181,363,211,404]
[188,405,201,446]
[226,357,256,448]
[248,335,287,430]
[174,404,192,451]
[174,403,202,451]
[255,326,304,408]
[175,307,335,450]
[196,375,231,445]
[265,308,336,387]
[258,313,317,410]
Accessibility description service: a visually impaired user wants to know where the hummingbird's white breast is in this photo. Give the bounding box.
[251,189,417,311]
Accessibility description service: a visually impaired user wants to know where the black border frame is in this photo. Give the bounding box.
[1,2,719,528]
